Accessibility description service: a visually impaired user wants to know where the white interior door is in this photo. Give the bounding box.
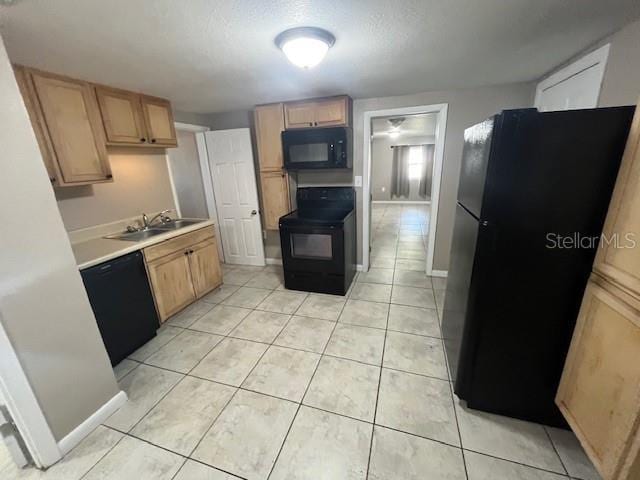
[535,44,610,112]
[204,128,265,266]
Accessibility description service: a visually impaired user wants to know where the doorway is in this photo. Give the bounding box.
[362,104,448,276]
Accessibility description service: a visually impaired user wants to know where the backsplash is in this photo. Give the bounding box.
[55,152,176,231]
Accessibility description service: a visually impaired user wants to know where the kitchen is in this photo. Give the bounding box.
[1,2,640,480]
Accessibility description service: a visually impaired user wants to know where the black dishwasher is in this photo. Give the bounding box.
[81,251,159,365]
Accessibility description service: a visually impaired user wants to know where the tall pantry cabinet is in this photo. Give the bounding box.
[556,101,640,480]
[254,103,291,230]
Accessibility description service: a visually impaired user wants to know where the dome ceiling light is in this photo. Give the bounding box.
[387,117,406,138]
[275,27,335,69]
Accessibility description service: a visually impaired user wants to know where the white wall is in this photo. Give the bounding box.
[168,130,208,219]
[55,152,176,231]
[0,34,119,442]
[354,83,535,271]
[541,17,640,108]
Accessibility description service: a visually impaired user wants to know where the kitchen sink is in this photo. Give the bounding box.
[153,219,204,230]
[104,229,168,241]
[104,219,204,241]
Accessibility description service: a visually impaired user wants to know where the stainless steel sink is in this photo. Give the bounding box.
[153,219,204,230]
[104,219,204,241]
[104,229,168,241]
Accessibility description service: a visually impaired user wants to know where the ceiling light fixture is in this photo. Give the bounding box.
[275,27,335,69]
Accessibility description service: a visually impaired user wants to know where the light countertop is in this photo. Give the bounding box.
[71,219,215,270]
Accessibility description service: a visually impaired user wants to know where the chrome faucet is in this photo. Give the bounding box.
[142,210,172,229]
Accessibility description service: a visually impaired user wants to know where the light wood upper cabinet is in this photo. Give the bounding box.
[14,66,58,184]
[141,95,177,147]
[188,238,222,298]
[14,65,178,184]
[260,171,290,230]
[95,86,147,145]
[146,249,196,322]
[556,278,640,480]
[254,103,285,171]
[284,96,350,129]
[29,69,112,185]
[284,102,317,129]
[594,110,640,298]
[315,97,349,127]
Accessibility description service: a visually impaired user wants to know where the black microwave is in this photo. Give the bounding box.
[282,127,352,170]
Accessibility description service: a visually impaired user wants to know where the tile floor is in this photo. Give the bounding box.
[0,203,601,479]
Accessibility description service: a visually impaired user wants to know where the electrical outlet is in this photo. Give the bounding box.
[354,175,363,187]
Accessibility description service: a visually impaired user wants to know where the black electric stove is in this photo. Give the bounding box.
[279,187,356,295]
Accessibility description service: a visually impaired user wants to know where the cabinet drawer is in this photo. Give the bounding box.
[144,226,214,262]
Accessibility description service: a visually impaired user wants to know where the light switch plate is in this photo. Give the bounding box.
[354,175,363,187]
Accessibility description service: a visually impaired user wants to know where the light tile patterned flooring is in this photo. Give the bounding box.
[0,203,601,479]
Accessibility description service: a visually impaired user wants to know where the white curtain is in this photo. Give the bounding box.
[391,146,411,198]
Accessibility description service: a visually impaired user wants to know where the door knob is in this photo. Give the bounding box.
[251,210,257,216]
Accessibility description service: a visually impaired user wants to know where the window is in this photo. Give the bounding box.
[408,146,425,180]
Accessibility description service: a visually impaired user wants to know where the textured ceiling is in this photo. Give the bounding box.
[372,113,438,139]
[1,0,639,113]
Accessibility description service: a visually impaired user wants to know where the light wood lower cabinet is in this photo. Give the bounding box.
[260,171,290,230]
[146,249,196,321]
[144,227,222,322]
[189,239,222,298]
[556,277,640,480]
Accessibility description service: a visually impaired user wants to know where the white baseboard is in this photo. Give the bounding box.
[57,390,127,455]
[430,270,448,278]
[372,200,431,205]
[265,258,283,266]
[356,264,364,271]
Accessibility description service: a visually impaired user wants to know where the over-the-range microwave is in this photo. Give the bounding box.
[282,126,352,170]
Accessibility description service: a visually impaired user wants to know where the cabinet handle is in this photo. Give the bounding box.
[309,122,313,126]
[106,174,113,179]
[140,138,146,143]
[49,177,55,183]
[184,251,189,255]
[151,138,157,143]
[189,250,194,254]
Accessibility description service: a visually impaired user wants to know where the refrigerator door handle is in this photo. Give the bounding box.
[479,220,498,252]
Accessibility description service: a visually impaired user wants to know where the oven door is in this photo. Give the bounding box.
[280,224,344,274]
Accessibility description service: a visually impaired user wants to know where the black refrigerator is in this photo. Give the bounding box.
[442,107,634,427]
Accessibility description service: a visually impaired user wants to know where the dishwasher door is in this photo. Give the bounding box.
[81,251,159,365]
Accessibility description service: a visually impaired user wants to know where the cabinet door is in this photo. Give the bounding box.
[594,111,640,298]
[556,279,640,480]
[140,95,177,147]
[31,70,112,184]
[255,103,285,171]
[284,101,317,129]
[188,238,222,298]
[314,97,349,127]
[95,86,147,145]
[260,171,290,230]
[13,66,58,185]
[146,249,196,322]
